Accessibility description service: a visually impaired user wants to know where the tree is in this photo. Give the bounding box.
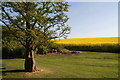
[0,2,70,72]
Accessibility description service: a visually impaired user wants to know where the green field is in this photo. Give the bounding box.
[1,51,118,78]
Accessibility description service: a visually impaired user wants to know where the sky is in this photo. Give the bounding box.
[0,2,118,38]
[66,2,118,38]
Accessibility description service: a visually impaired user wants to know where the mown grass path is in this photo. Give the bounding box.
[1,51,118,78]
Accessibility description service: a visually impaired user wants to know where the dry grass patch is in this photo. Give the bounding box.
[24,68,53,76]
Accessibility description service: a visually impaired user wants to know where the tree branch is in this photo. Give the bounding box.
[1,6,25,31]
[32,20,37,29]
[16,2,26,19]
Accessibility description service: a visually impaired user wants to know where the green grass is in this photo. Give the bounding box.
[1,51,118,78]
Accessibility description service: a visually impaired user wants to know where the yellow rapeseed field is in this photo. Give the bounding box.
[54,37,119,46]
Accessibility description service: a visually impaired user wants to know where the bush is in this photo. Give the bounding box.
[36,42,64,54]
[37,45,48,54]
[2,46,25,59]
[47,42,64,52]
[2,46,14,59]
[13,47,26,58]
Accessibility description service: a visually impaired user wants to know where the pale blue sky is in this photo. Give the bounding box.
[67,2,118,38]
[0,2,118,38]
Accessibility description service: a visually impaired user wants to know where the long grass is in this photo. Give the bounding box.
[54,37,120,53]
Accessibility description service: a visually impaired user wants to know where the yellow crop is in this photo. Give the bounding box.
[53,37,119,46]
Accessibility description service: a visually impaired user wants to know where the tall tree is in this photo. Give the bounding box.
[0,2,70,72]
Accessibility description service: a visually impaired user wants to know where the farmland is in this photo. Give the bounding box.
[54,37,118,45]
[54,37,119,53]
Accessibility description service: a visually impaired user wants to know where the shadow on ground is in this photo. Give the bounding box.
[1,69,25,76]
[2,69,25,73]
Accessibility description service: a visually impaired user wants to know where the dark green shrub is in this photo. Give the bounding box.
[2,46,25,59]
[48,42,64,52]
[2,46,14,59]
[13,47,26,58]
[37,45,48,54]
[36,42,64,54]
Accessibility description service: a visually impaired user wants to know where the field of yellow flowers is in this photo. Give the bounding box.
[54,37,119,53]
[54,37,118,45]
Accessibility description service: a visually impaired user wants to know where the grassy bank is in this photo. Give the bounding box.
[2,51,118,78]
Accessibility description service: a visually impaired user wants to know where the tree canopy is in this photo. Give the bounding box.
[1,2,70,50]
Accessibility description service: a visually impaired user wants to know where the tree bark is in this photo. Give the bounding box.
[25,49,36,72]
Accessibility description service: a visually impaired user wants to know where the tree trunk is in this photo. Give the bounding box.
[25,49,36,72]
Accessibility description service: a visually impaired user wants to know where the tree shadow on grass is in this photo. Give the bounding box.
[1,69,26,76]
[2,69,25,73]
